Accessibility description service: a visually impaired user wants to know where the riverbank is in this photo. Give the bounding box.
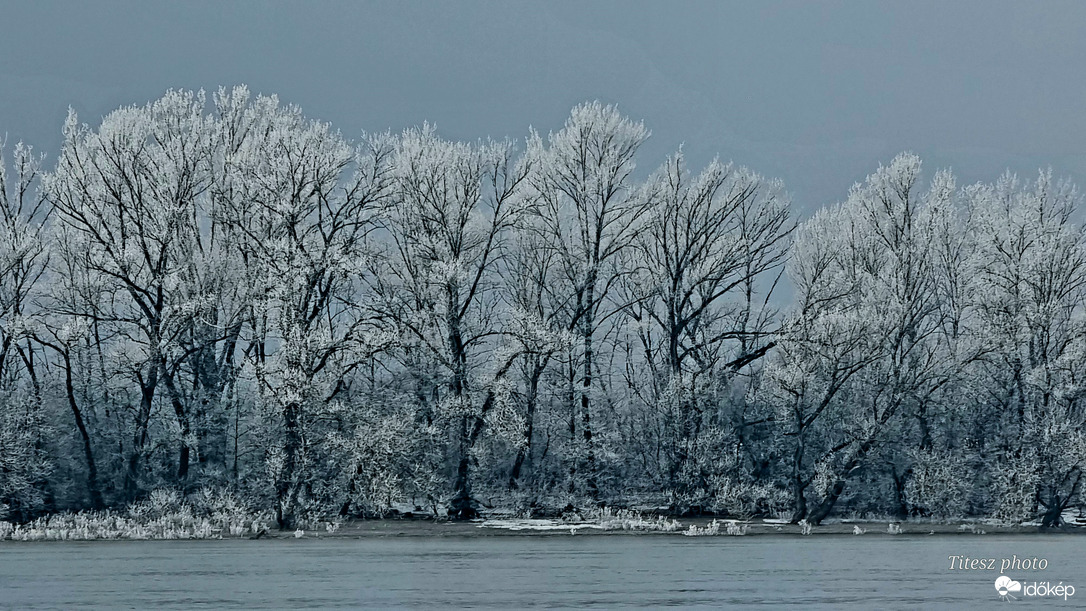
[264,516,1086,538]
[4,510,1084,542]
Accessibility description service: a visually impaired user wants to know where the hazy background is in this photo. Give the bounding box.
[1,0,1084,214]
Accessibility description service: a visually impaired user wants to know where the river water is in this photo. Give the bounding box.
[1,535,1082,609]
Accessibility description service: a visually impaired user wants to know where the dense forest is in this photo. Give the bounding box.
[1,87,1083,529]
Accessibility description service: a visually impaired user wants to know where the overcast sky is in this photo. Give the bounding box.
[2,0,1084,214]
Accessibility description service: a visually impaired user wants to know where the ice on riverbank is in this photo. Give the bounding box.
[478,519,605,532]
[479,508,682,533]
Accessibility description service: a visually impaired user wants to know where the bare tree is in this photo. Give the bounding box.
[502,229,572,492]
[628,151,791,500]
[377,125,529,518]
[969,170,1086,527]
[45,91,216,495]
[527,102,649,500]
[769,154,965,524]
[213,87,394,528]
[0,140,52,519]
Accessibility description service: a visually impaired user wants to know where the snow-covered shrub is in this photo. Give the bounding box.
[989,452,1040,524]
[681,519,747,536]
[904,449,971,518]
[590,507,681,532]
[711,476,790,519]
[726,521,749,536]
[0,487,272,541]
[146,489,182,517]
[683,520,719,536]
[326,410,423,518]
[0,392,52,521]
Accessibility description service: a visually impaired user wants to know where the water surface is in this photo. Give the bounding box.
[1,535,1082,609]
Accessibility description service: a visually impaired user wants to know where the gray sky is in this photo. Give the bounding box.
[2,0,1084,214]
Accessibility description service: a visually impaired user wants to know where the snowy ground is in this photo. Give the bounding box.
[3,506,1083,541]
[249,515,1086,539]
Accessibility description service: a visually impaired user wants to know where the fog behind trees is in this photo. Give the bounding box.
[1,88,1083,528]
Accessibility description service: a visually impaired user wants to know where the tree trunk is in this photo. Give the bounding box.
[161,371,190,482]
[789,441,807,523]
[1040,469,1082,528]
[1040,494,1063,528]
[807,440,874,525]
[581,281,598,500]
[449,362,515,519]
[125,365,159,499]
[567,355,577,495]
[510,362,544,489]
[448,414,479,520]
[275,402,302,530]
[890,463,909,519]
[194,325,239,475]
[60,351,104,509]
[916,403,933,451]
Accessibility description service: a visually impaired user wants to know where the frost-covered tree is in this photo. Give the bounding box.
[769,154,968,524]
[968,171,1086,526]
[7,88,1086,527]
[639,152,790,379]
[212,87,394,528]
[0,140,52,520]
[376,125,529,518]
[501,229,574,493]
[625,151,791,505]
[764,213,879,521]
[527,102,650,499]
[44,91,219,495]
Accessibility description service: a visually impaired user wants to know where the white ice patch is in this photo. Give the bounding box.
[477,519,604,532]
